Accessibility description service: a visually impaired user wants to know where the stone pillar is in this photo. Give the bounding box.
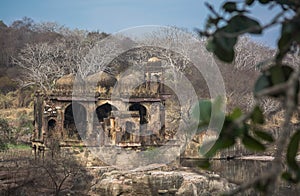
[116,128,122,144]
[42,115,48,142]
[34,92,44,140]
[100,122,106,145]
[110,117,115,132]
[86,103,94,140]
[55,105,63,139]
[160,101,166,138]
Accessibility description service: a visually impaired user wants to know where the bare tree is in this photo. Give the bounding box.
[39,154,81,196]
[13,42,68,91]
[78,35,125,78]
[133,27,201,78]
[13,27,118,92]
[234,36,276,70]
[12,29,96,91]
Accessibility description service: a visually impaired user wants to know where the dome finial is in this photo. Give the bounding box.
[148,57,160,62]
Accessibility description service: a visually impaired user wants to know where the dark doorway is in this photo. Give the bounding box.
[95,103,117,122]
[129,103,147,124]
[48,119,56,133]
[64,103,87,140]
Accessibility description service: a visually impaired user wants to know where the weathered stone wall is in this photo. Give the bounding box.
[148,103,160,134]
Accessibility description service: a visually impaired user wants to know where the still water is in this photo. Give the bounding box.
[181,159,300,195]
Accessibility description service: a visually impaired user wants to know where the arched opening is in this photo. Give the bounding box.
[64,103,87,140]
[48,119,56,134]
[95,103,118,122]
[129,103,147,124]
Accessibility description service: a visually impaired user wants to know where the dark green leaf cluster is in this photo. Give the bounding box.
[199,105,273,160]
[282,130,300,183]
[200,1,264,62]
[205,13,261,62]
[254,64,299,99]
[199,0,300,193]
[200,0,300,62]
[192,97,225,133]
[200,0,300,191]
[278,18,300,60]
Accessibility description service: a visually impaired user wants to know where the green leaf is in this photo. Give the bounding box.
[251,106,264,124]
[207,24,239,62]
[242,135,266,151]
[222,117,247,138]
[192,99,212,124]
[254,74,271,94]
[278,23,294,52]
[275,0,296,6]
[270,66,286,84]
[269,65,293,85]
[237,124,249,137]
[227,15,262,34]
[278,20,300,60]
[206,16,221,29]
[205,137,235,157]
[287,130,300,171]
[228,108,243,120]
[259,0,270,4]
[254,65,294,97]
[212,33,236,62]
[199,100,212,123]
[222,2,237,13]
[246,0,255,5]
[254,130,274,142]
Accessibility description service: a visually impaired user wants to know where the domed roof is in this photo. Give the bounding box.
[55,74,75,89]
[85,71,117,88]
[119,72,143,86]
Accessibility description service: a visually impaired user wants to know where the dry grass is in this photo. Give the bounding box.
[0,107,33,121]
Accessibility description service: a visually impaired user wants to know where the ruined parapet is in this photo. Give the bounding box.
[146,57,164,94]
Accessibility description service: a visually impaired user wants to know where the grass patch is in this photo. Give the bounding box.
[7,143,31,150]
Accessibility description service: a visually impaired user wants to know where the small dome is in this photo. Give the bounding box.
[120,72,143,86]
[148,57,160,62]
[86,71,117,88]
[55,74,75,89]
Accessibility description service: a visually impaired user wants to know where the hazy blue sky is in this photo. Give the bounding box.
[0,0,281,47]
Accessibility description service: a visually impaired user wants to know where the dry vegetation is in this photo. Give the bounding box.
[0,149,93,196]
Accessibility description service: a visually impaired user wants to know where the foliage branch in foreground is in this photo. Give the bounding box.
[196,0,300,194]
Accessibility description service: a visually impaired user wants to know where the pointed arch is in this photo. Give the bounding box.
[95,103,118,122]
[63,102,87,140]
[129,103,147,124]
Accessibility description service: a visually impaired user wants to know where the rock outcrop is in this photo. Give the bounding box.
[88,166,235,196]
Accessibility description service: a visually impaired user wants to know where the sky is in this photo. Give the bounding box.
[0,0,282,48]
